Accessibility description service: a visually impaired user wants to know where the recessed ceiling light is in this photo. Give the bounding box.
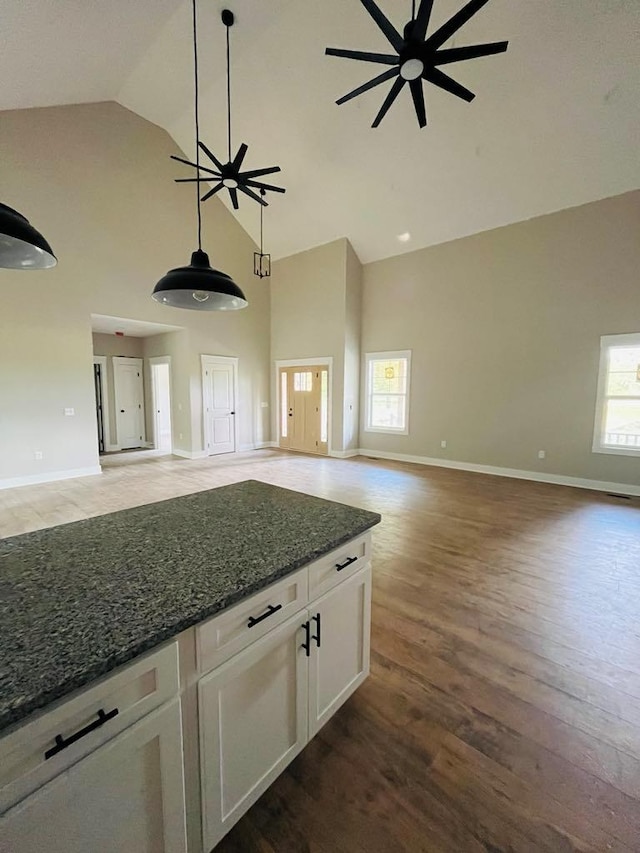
[397,232,411,243]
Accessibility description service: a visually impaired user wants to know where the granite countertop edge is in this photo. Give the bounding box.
[0,497,380,735]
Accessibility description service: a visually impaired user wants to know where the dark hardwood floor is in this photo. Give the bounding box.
[213,455,640,852]
[2,449,639,850]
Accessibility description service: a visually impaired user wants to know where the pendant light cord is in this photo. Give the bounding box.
[192,0,202,251]
[412,0,416,19]
[226,23,232,162]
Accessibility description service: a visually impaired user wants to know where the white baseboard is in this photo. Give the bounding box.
[0,465,102,491]
[330,449,360,459]
[106,444,120,452]
[172,449,208,460]
[238,441,277,452]
[355,448,640,497]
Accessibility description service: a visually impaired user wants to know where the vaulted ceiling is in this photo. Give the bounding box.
[2,0,639,263]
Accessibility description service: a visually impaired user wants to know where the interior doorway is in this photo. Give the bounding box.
[202,355,238,456]
[150,358,173,452]
[279,364,329,455]
[113,356,146,450]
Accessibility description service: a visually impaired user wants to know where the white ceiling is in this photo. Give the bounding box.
[3,0,640,263]
[91,314,183,338]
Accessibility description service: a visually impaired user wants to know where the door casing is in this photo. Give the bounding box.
[150,356,173,452]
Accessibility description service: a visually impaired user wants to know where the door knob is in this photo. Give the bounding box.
[230,411,235,415]
[120,409,125,413]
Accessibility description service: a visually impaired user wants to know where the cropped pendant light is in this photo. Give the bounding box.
[254,190,271,279]
[152,0,247,311]
[0,202,57,269]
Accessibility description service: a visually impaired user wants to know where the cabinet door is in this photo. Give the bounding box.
[0,700,187,853]
[199,613,308,852]
[308,565,371,738]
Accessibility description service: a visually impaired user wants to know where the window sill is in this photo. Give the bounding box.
[592,445,640,458]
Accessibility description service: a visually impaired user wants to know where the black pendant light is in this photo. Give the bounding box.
[171,10,285,211]
[152,0,247,311]
[0,202,57,270]
[254,190,271,279]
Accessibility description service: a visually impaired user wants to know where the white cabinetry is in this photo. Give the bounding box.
[0,700,187,853]
[199,614,309,852]
[198,545,372,852]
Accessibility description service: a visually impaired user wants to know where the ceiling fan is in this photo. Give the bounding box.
[172,10,285,209]
[326,0,508,128]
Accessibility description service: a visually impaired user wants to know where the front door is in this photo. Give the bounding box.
[113,357,145,450]
[203,358,236,456]
[279,366,328,455]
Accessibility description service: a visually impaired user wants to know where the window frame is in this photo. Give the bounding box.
[592,332,640,458]
[364,350,412,436]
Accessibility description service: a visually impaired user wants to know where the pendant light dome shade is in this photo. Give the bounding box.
[0,203,57,269]
[152,249,247,311]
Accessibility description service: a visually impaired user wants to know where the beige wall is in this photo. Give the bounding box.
[0,101,270,483]
[344,241,362,452]
[361,190,640,487]
[271,239,348,452]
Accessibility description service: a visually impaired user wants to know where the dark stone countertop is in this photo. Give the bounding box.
[0,480,380,734]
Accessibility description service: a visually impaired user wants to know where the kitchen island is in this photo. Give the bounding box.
[0,480,380,852]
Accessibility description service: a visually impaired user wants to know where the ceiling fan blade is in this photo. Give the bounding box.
[244,180,286,194]
[423,66,475,102]
[238,184,268,206]
[197,140,226,172]
[359,0,404,52]
[371,76,406,127]
[413,0,435,40]
[232,143,249,170]
[200,181,225,202]
[240,166,282,180]
[175,176,222,183]
[337,66,399,105]
[229,188,240,210]
[170,154,219,176]
[426,0,492,50]
[409,79,427,128]
[325,47,399,66]
[434,40,508,65]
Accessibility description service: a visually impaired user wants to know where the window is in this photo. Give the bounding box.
[593,333,640,456]
[365,351,411,434]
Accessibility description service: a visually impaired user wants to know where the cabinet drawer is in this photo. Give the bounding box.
[308,533,371,601]
[196,567,308,674]
[0,640,179,814]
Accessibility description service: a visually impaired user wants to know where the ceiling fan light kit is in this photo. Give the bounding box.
[0,202,57,270]
[171,9,286,211]
[326,0,509,128]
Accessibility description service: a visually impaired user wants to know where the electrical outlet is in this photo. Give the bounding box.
[538,450,546,460]
[34,451,43,460]
[441,440,447,449]
[261,401,269,408]
[179,433,183,440]
[64,407,75,416]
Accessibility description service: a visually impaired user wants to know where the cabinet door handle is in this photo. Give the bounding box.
[301,620,311,657]
[247,603,282,628]
[311,613,321,649]
[335,556,358,572]
[44,707,119,760]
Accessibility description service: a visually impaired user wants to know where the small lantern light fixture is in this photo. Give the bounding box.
[253,189,271,279]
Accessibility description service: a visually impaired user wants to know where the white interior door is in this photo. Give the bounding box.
[202,357,237,456]
[151,361,172,452]
[113,357,145,450]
